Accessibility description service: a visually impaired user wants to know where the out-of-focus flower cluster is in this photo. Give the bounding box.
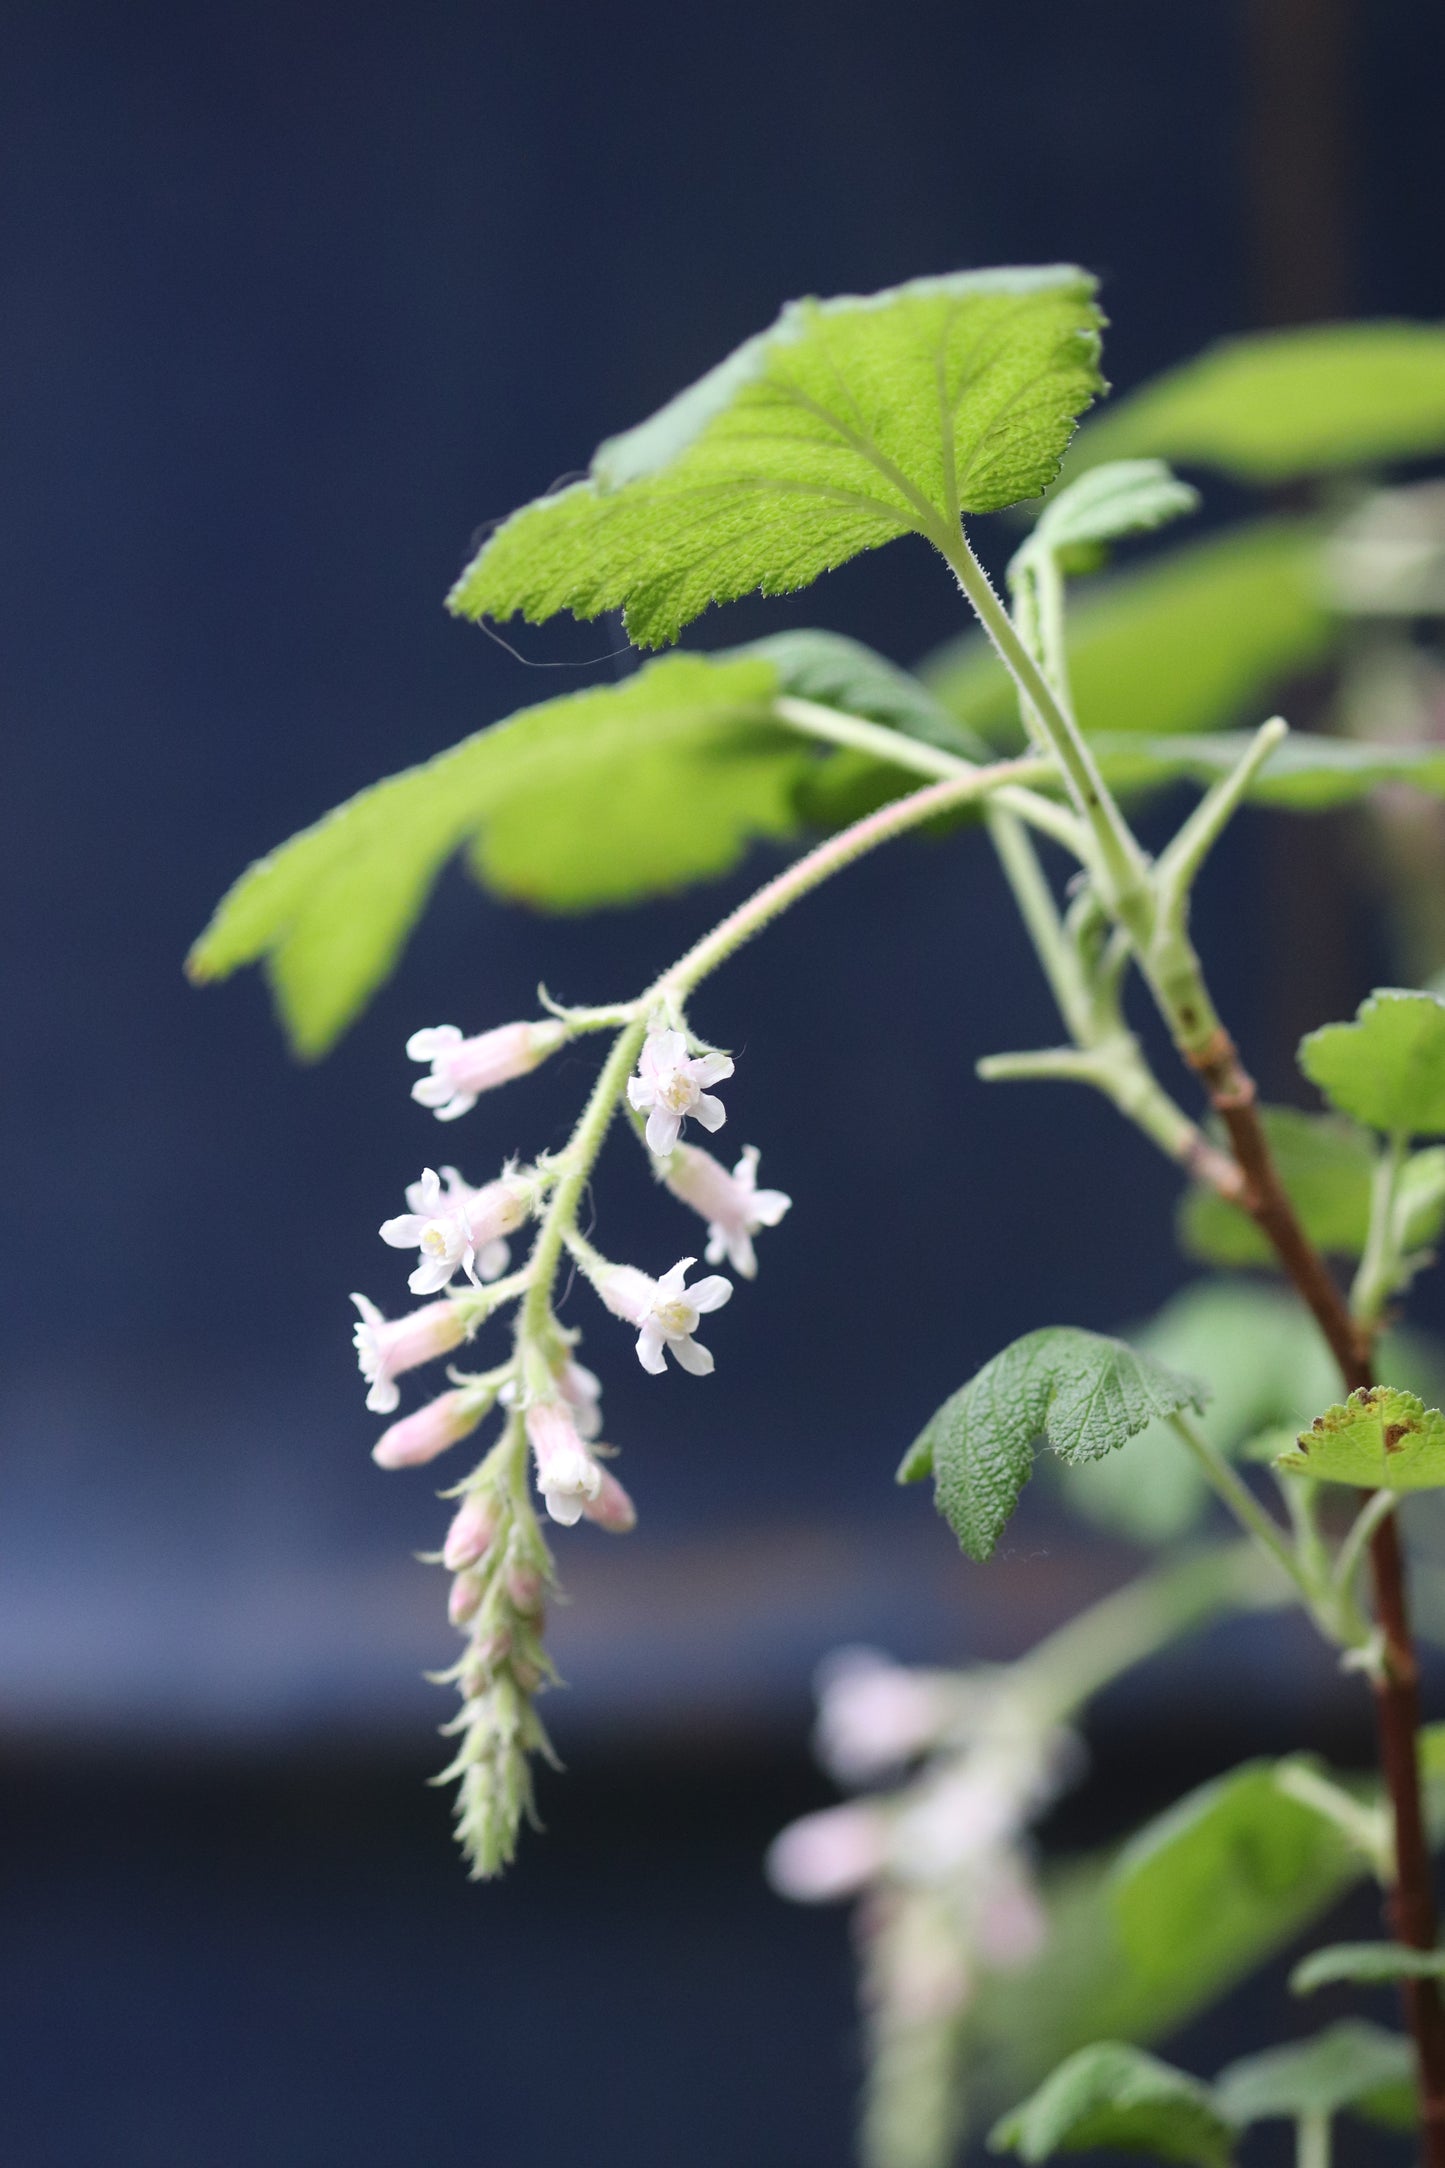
[767,1647,1077,2168]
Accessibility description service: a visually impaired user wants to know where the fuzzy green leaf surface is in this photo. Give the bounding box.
[1014,457,1199,577]
[989,2044,1234,2166]
[448,268,1105,647]
[1058,1282,1339,1544]
[900,1328,1206,1562]
[1300,988,1445,1136]
[1292,1942,1445,1994]
[1111,1763,1358,2012]
[1180,1109,1376,1268]
[188,651,811,1054]
[1277,1385,1445,1490]
[920,518,1331,745]
[1074,322,1445,483]
[1214,2021,1415,2131]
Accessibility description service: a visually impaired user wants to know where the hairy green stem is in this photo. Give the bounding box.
[1352,1130,1410,1327]
[1167,1412,1310,1595]
[1297,2109,1332,2168]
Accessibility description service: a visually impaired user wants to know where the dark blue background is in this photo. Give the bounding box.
[2,2,1442,2162]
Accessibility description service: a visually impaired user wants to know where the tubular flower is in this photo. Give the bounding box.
[558,1357,604,1440]
[350,1292,466,1414]
[664,1142,791,1278]
[372,1387,488,1470]
[442,1493,499,1572]
[626,1027,734,1156]
[583,1466,637,1534]
[407,1020,567,1122]
[525,1402,603,1527]
[380,1165,530,1294]
[637,1257,733,1376]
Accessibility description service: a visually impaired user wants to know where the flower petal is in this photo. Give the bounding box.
[636,1321,668,1375]
[692,1094,727,1133]
[671,1334,715,1376]
[688,1275,733,1313]
[406,1025,461,1060]
[692,1053,734,1088]
[379,1214,426,1247]
[626,1076,655,1111]
[646,1107,682,1154]
[409,1259,455,1295]
[432,1093,474,1122]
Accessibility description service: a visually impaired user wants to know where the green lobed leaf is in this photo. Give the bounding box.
[1214,2021,1415,2132]
[1014,457,1199,578]
[1111,1763,1358,2014]
[1071,321,1445,484]
[1276,1384,1445,1490]
[189,635,960,1058]
[1300,988,1445,1136]
[1179,1108,1376,1268]
[1292,1942,1445,1994]
[988,2043,1234,2166]
[447,267,1105,648]
[919,518,1332,745]
[899,1327,1206,1563]
[1057,1282,1339,1544]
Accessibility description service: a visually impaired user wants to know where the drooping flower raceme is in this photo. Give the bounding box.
[627,1027,734,1156]
[350,1292,467,1414]
[664,1142,791,1278]
[380,1165,531,1294]
[596,1256,733,1375]
[407,1019,567,1121]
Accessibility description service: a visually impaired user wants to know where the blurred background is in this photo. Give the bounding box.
[4,1,1444,2161]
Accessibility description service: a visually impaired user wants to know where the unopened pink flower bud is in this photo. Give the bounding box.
[443,1494,497,1571]
[469,1626,513,1671]
[449,1572,485,1626]
[765,1802,889,1904]
[407,1020,567,1121]
[512,1656,544,1693]
[582,1466,637,1534]
[351,1292,466,1414]
[373,1388,485,1470]
[505,1566,544,1614]
[525,1402,603,1527]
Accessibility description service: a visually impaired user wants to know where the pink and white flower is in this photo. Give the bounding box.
[442,1493,498,1572]
[372,1387,486,1470]
[525,1402,603,1527]
[582,1467,637,1534]
[596,1256,733,1375]
[664,1143,791,1278]
[380,1165,530,1294]
[350,1292,466,1414]
[812,1647,953,1784]
[407,1020,566,1121]
[765,1801,890,1903]
[627,1028,734,1156]
[559,1358,604,1440]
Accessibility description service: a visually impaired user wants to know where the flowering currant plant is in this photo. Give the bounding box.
[193,271,1445,2164]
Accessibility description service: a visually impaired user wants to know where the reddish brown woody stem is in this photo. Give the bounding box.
[1186,1022,1445,2165]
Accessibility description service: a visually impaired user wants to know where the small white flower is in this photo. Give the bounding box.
[813,1647,953,1784]
[525,1402,604,1527]
[765,1802,890,1903]
[664,1143,791,1278]
[407,1019,566,1121]
[350,1292,467,1414]
[559,1358,604,1440]
[634,1257,732,1376]
[627,1027,734,1157]
[379,1165,529,1295]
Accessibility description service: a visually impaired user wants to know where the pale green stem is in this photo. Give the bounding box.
[518,1017,649,1345]
[1153,718,1290,919]
[659,758,1050,1002]
[1167,1411,1309,1593]
[1011,1542,1281,1730]
[1335,1488,1400,1598]
[1297,2109,1332,2168]
[1032,549,1075,715]
[935,524,1152,926]
[976,1039,1235,1184]
[984,803,1095,1040]
[770,695,1087,855]
[1351,1130,1410,1327]
[1276,1757,1394,1881]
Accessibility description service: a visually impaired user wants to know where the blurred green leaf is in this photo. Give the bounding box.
[1091,729,1445,810]
[448,268,1104,647]
[741,627,986,757]
[1215,2021,1415,2132]
[1300,989,1445,1136]
[1074,322,1445,483]
[1179,1109,1376,1268]
[989,2043,1233,2165]
[899,1327,1205,1562]
[1277,1385,1445,1490]
[1292,1942,1445,1994]
[1111,1762,1358,2011]
[919,518,1331,745]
